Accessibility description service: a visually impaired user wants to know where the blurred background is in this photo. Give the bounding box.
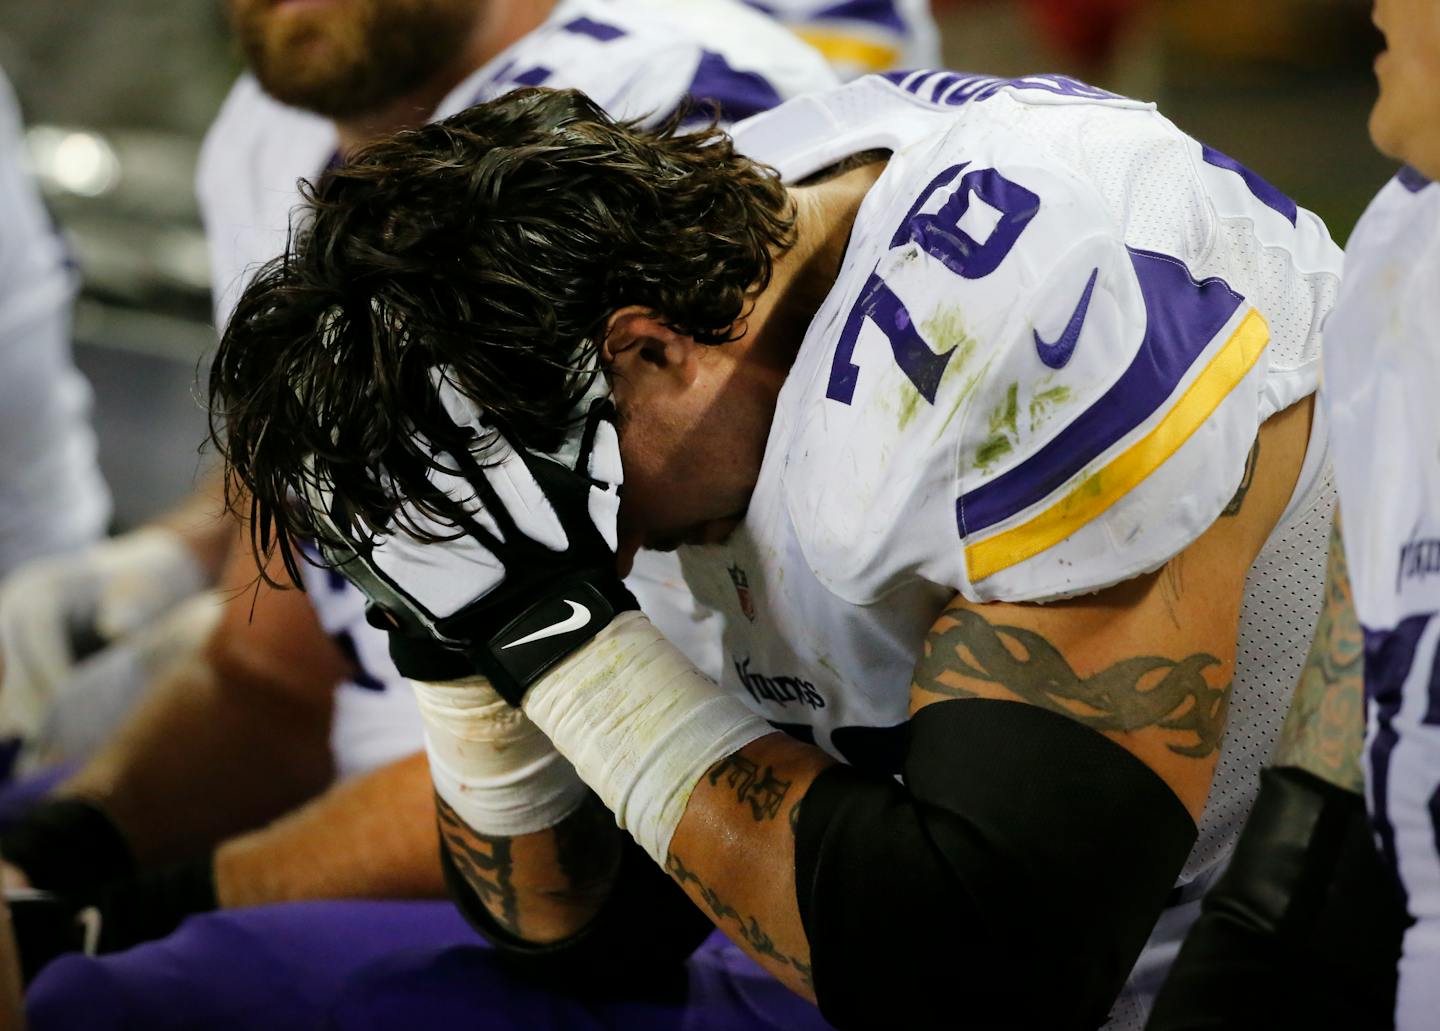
[0,0,1392,531]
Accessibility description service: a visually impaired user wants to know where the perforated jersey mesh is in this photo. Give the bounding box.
[1189,465,1335,876]
[1005,101,1333,377]
[1211,221,1338,374]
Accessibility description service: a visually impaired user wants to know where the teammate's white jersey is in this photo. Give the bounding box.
[198,0,839,775]
[683,71,1342,1028]
[743,0,940,79]
[1322,166,1440,1031]
[0,69,109,573]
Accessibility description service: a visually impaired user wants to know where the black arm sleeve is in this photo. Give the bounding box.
[441,831,714,1002]
[1145,766,1406,1031]
[794,699,1198,1030]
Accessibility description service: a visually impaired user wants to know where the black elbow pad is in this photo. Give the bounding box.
[794,699,1196,1030]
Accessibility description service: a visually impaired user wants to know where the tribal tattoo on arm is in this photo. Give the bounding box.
[435,791,623,940]
[1273,520,1365,792]
[665,850,814,989]
[435,791,520,935]
[914,608,1230,759]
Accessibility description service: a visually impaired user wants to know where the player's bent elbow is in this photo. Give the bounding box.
[794,699,1196,1030]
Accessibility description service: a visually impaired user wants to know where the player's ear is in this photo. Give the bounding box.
[601,306,703,389]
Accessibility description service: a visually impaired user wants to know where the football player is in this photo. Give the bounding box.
[1150,1,1440,1028]
[0,4,932,772]
[212,69,1343,1028]
[3,2,880,1026]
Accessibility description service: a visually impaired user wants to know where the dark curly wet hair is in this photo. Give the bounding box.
[207,87,796,584]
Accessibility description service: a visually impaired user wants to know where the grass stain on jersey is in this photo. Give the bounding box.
[1028,385,1071,433]
[975,383,1020,473]
[975,434,1014,469]
[916,307,984,442]
[895,308,979,432]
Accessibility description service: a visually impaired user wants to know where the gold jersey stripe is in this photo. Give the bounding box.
[794,29,900,74]
[966,307,1270,582]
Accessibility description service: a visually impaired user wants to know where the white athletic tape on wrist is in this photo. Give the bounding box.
[522,611,773,866]
[412,676,588,837]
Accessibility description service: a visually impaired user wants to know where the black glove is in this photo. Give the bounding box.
[308,377,635,705]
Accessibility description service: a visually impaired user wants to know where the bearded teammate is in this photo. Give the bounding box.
[214,69,1341,1028]
[5,2,864,1027]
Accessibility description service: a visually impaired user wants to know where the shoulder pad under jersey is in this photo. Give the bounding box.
[433,0,837,127]
[743,0,942,78]
[780,94,1299,604]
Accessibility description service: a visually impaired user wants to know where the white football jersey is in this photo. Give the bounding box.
[199,0,839,774]
[685,71,1341,1028]
[0,69,109,573]
[743,0,940,79]
[1322,166,1440,1031]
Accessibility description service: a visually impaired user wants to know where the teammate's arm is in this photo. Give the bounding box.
[0,544,344,959]
[214,750,446,907]
[55,546,341,864]
[1,542,341,899]
[1271,514,1366,790]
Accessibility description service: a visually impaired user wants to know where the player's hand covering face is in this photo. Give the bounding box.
[305,368,637,704]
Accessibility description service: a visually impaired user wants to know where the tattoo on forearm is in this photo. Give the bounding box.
[550,794,623,901]
[706,754,793,821]
[1275,522,1365,791]
[1221,439,1260,517]
[665,851,813,989]
[435,793,520,934]
[788,797,802,837]
[917,609,1230,758]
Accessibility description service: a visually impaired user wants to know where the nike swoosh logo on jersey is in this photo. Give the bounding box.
[1033,267,1099,370]
[502,600,592,649]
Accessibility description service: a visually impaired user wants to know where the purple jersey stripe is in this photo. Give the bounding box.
[957,247,1245,537]
[510,66,553,87]
[562,16,626,42]
[1363,614,1433,909]
[881,68,932,92]
[882,69,1123,107]
[805,0,908,34]
[680,51,785,123]
[1397,165,1434,194]
[1202,145,1298,226]
[744,0,907,34]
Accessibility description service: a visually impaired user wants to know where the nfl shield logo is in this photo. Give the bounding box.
[728,563,756,622]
